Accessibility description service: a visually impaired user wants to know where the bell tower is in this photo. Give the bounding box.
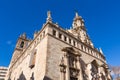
[71,12,94,47]
[10,33,30,66]
[15,33,28,49]
[72,12,85,29]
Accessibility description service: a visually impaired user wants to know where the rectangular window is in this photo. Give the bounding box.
[91,50,93,54]
[73,41,75,46]
[0,72,6,74]
[59,33,62,39]
[84,47,86,51]
[53,30,56,36]
[70,77,78,80]
[69,38,71,44]
[88,48,89,53]
[40,35,42,40]
[0,75,5,77]
[64,36,67,41]
[43,31,45,37]
[81,45,83,50]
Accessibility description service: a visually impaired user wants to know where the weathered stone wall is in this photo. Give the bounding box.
[7,28,48,80]
[6,21,111,80]
[44,24,108,80]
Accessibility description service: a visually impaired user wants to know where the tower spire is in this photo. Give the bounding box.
[46,11,52,23]
[75,12,79,17]
[72,12,84,29]
[20,33,27,39]
[71,12,93,45]
[99,48,103,54]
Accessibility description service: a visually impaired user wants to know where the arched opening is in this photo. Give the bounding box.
[20,41,24,48]
[91,60,99,80]
[18,72,26,80]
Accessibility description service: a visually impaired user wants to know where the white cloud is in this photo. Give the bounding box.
[6,40,15,48]
[111,70,114,76]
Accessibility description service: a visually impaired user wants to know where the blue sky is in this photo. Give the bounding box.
[0,0,120,67]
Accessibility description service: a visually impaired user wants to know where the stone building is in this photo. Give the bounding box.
[0,66,8,80]
[6,11,112,80]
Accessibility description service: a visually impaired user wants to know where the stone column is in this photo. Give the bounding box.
[87,63,92,80]
[76,55,83,80]
[64,52,70,80]
[56,31,59,38]
[60,67,66,80]
[59,55,66,80]
[98,67,102,80]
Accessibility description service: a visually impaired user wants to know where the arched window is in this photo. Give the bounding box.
[20,41,24,48]
[18,72,26,80]
[91,60,99,80]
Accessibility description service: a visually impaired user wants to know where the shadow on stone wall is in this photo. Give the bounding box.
[80,58,88,80]
[43,76,52,80]
[30,72,34,80]
[8,77,11,80]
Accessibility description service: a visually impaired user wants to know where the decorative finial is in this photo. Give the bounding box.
[47,11,51,18]
[75,12,79,17]
[74,9,78,17]
[46,11,52,22]
[20,33,27,39]
[74,11,82,19]
[99,48,103,54]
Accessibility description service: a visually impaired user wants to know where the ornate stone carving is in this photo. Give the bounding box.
[59,57,66,73]
[62,47,82,80]
[46,11,52,23]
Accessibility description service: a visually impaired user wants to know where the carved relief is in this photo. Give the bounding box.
[61,47,81,80]
[90,60,100,80]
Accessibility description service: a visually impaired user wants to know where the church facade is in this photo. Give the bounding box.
[6,11,112,80]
